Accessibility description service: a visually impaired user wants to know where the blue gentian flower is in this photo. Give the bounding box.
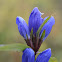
[22,48,51,62]
[16,7,55,53]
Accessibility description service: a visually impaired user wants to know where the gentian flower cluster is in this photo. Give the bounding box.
[16,7,55,62]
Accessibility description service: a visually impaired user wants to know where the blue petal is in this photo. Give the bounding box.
[22,48,35,62]
[40,16,55,41]
[16,16,30,39]
[28,7,43,34]
[36,48,51,62]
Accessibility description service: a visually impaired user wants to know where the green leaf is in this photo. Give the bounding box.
[41,30,45,39]
[36,16,51,37]
[0,43,29,52]
[49,57,58,62]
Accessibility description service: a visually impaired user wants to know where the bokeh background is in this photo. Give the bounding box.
[0,0,62,62]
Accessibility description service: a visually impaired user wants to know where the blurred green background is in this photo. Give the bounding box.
[0,0,62,62]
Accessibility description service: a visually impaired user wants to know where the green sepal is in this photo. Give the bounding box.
[0,43,29,52]
[41,30,45,39]
[30,28,33,39]
[49,57,58,62]
[36,16,51,37]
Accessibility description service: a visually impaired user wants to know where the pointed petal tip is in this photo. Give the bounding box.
[45,48,51,57]
[50,16,55,24]
[46,48,51,51]
[32,7,43,15]
[50,15,55,18]
[46,48,51,53]
[34,7,38,9]
[42,48,51,54]
[32,7,39,13]
[23,48,34,54]
[33,7,44,15]
[16,16,24,25]
[16,16,23,21]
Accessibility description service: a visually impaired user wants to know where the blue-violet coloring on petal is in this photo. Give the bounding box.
[28,7,43,34]
[22,48,35,62]
[36,48,51,62]
[16,16,30,39]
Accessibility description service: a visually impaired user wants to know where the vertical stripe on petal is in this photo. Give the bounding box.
[16,16,30,39]
[36,48,51,62]
[22,48,35,62]
[40,16,55,41]
[28,7,43,34]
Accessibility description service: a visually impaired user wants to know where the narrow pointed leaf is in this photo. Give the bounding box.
[36,16,51,36]
[30,28,33,36]
[41,30,45,39]
[0,43,29,52]
[49,57,58,62]
[30,28,33,39]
